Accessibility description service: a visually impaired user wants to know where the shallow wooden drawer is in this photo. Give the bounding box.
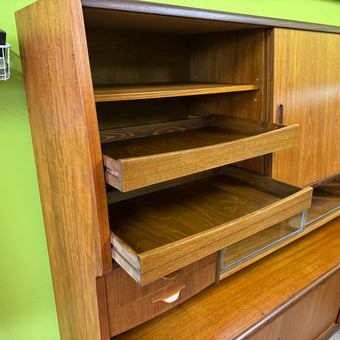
[102,114,298,192]
[106,254,216,337]
[109,166,313,285]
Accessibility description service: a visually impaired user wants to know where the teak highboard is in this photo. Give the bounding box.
[16,0,340,339]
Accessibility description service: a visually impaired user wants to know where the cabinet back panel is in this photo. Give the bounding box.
[96,97,191,130]
[86,29,191,86]
[190,29,265,121]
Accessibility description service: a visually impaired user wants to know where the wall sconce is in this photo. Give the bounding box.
[0,29,11,81]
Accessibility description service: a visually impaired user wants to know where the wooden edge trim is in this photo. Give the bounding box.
[318,322,340,340]
[122,122,299,164]
[219,209,340,281]
[96,276,111,340]
[120,123,298,192]
[94,84,260,103]
[215,251,221,284]
[81,0,340,34]
[238,263,340,340]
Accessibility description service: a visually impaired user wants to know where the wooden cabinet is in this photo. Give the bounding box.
[15,0,340,339]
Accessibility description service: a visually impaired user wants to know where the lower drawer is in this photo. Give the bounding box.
[106,254,216,337]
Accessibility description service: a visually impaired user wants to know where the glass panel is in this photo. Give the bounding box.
[306,173,340,225]
[220,211,306,275]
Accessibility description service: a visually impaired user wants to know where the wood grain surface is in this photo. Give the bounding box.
[105,255,215,337]
[108,167,312,285]
[94,83,259,102]
[248,271,340,340]
[16,0,111,338]
[113,218,340,339]
[102,115,298,192]
[100,116,210,144]
[270,29,340,187]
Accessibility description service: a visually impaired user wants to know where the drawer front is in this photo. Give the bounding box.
[106,254,216,337]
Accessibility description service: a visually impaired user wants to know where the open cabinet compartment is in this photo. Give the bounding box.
[109,166,312,286]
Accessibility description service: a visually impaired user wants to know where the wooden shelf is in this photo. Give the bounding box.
[94,82,259,102]
[109,166,312,285]
[102,115,299,192]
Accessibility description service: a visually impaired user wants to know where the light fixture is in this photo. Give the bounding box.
[0,29,11,81]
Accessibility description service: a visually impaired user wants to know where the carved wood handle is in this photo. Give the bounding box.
[152,285,185,304]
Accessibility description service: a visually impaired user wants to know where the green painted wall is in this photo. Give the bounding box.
[0,0,339,339]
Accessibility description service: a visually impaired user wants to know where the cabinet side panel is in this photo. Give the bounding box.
[16,0,110,338]
[271,28,340,187]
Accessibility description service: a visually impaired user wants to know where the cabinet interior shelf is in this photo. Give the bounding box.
[93,82,260,102]
[102,114,299,192]
[109,165,312,286]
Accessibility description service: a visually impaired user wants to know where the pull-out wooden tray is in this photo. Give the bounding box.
[102,115,299,192]
[109,166,313,285]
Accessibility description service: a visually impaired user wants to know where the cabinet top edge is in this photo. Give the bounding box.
[81,0,340,34]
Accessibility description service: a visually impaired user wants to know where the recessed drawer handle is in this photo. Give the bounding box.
[277,103,284,124]
[152,285,185,304]
[162,271,179,280]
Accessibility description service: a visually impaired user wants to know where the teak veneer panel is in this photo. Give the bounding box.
[16,0,111,339]
[109,166,312,285]
[94,83,259,102]
[271,29,340,187]
[249,271,340,340]
[103,115,299,192]
[114,218,340,339]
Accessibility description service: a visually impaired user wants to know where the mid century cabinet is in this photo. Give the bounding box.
[16,0,340,339]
